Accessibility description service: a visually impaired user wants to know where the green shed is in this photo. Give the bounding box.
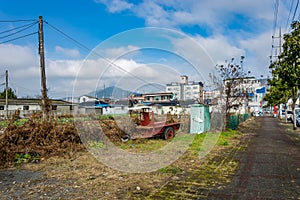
[190,104,210,134]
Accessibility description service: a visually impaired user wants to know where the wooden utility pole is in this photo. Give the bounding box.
[38,16,49,120]
[5,70,8,119]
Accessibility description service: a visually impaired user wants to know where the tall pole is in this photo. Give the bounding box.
[38,16,49,120]
[5,70,8,119]
[279,27,282,54]
[103,84,106,99]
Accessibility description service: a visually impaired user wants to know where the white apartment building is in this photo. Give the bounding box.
[223,77,267,113]
[166,75,204,101]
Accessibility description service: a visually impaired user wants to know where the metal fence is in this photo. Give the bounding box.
[229,113,250,130]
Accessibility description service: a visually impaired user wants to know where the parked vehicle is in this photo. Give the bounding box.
[296,112,300,127]
[279,109,286,119]
[286,110,293,121]
[253,110,263,117]
[124,106,180,140]
[290,108,300,123]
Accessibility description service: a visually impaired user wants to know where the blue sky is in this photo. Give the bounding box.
[0,0,298,98]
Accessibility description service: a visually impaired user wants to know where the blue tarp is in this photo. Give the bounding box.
[256,87,266,94]
[248,92,254,97]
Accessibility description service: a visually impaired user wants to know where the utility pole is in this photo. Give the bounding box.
[271,27,282,63]
[38,16,49,120]
[103,84,106,99]
[5,70,8,119]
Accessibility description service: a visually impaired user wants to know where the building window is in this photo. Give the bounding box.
[52,105,57,110]
[0,106,4,110]
[23,106,29,110]
[70,105,74,110]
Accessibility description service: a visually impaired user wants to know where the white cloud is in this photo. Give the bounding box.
[55,46,80,58]
[95,0,133,13]
[0,44,38,68]
[101,45,140,59]
[94,0,291,80]
[194,35,245,64]
[99,0,281,33]
[239,31,273,77]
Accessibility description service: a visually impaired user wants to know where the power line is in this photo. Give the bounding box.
[292,0,300,22]
[0,21,38,40]
[43,21,163,91]
[271,0,279,59]
[0,32,37,44]
[9,79,40,94]
[273,0,279,36]
[44,21,91,53]
[285,0,295,31]
[0,19,36,22]
[0,21,38,35]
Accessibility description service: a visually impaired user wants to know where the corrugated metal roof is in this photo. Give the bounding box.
[0,98,75,105]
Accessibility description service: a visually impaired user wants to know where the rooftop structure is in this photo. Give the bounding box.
[166,75,204,101]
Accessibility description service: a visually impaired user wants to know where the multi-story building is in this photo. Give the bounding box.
[166,75,204,102]
[203,90,221,105]
[223,77,267,113]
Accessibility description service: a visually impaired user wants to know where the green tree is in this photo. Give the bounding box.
[264,77,290,106]
[0,88,17,99]
[268,21,300,129]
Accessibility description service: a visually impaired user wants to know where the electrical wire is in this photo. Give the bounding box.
[292,0,299,22]
[0,21,38,40]
[44,21,163,91]
[0,32,37,44]
[44,21,92,53]
[0,19,36,22]
[273,0,279,37]
[0,21,38,35]
[9,79,40,95]
[285,0,295,31]
[270,0,280,64]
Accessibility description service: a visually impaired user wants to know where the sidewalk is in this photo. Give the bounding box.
[150,116,300,199]
[211,116,300,199]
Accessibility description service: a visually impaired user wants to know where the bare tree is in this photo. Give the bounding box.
[209,58,248,130]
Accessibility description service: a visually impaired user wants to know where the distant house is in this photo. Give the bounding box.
[143,92,173,103]
[79,95,98,103]
[0,99,77,118]
[78,100,128,115]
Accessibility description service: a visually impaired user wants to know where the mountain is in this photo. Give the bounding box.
[90,86,135,99]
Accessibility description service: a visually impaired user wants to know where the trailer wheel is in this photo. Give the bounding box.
[121,135,130,142]
[164,127,175,140]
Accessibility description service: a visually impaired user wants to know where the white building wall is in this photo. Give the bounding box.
[79,95,98,103]
[102,106,129,115]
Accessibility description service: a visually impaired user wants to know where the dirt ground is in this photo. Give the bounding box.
[0,116,266,199]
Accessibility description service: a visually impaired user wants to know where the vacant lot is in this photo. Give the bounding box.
[0,116,257,199]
